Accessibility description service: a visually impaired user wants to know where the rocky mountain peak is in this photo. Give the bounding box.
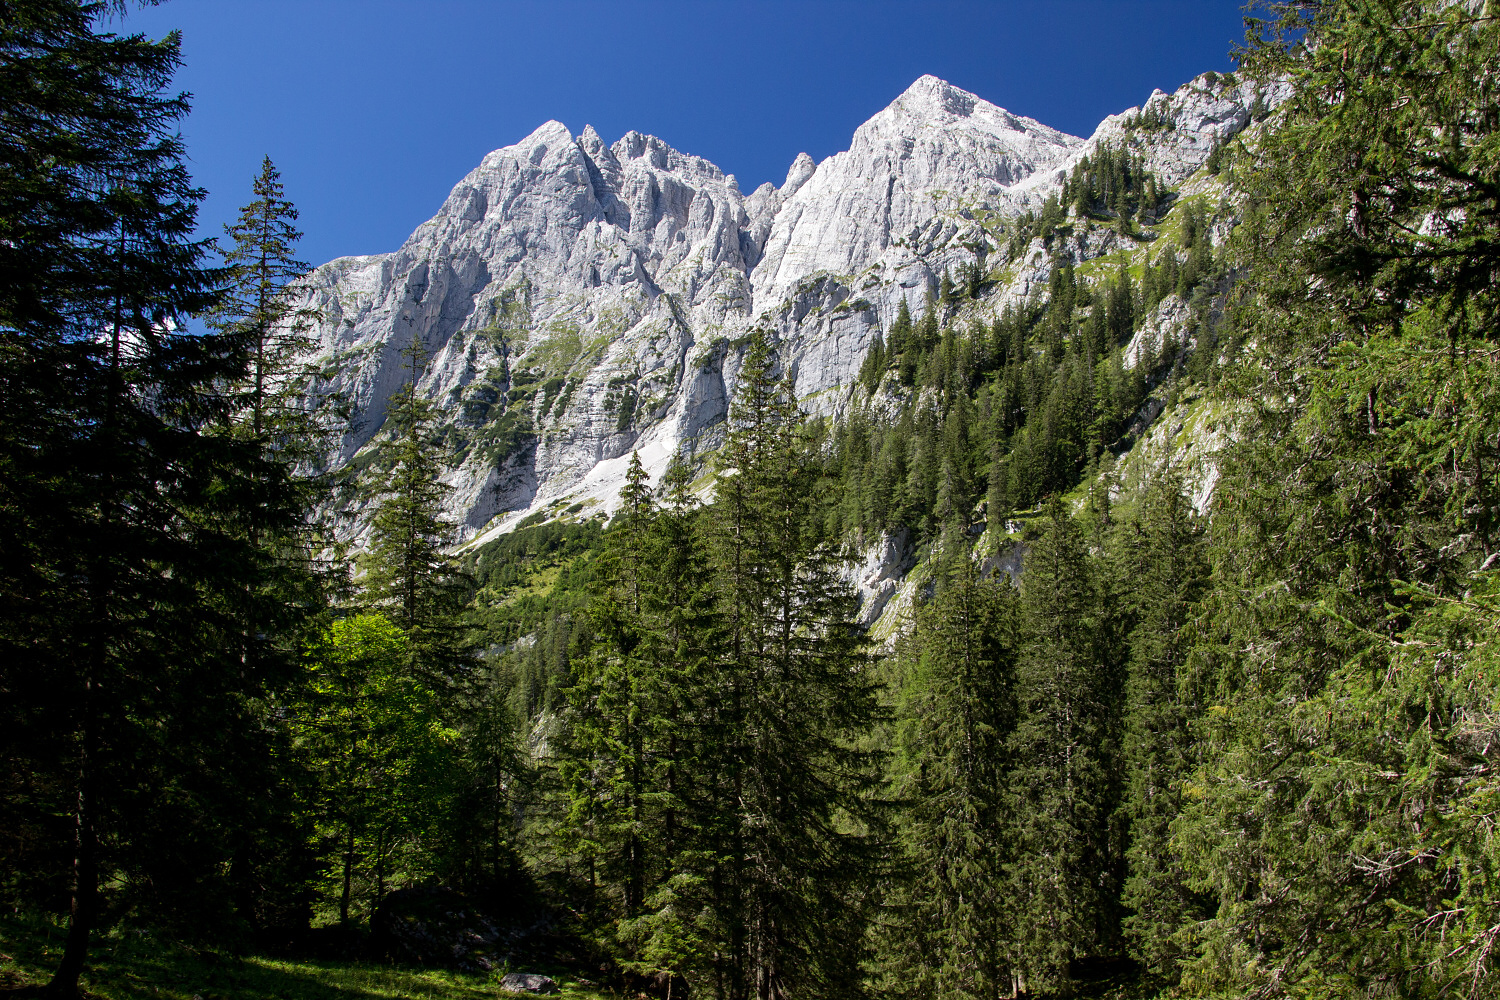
[747,75,1091,313]
[864,74,1080,156]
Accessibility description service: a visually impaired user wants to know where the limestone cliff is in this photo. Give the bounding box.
[296,71,1274,546]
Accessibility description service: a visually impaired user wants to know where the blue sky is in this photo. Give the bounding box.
[119,1,1250,268]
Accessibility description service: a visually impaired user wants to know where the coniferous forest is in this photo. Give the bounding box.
[4,2,1500,999]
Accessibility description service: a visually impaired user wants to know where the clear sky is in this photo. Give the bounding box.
[118,0,1251,269]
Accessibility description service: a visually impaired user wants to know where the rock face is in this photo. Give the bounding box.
[297,72,1269,544]
[750,75,1083,311]
[844,529,918,628]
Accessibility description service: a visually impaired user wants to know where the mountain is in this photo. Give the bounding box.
[295,71,1274,547]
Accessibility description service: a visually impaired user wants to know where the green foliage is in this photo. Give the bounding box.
[877,555,1019,999]
[1162,2,1500,995]
[1006,499,1124,991]
[13,4,1500,999]
[208,156,329,457]
[1114,469,1212,983]
[829,259,1183,546]
[1064,142,1171,223]
[705,331,884,1000]
[359,336,474,679]
[295,614,457,925]
[0,4,328,993]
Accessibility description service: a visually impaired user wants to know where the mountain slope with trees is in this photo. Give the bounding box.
[3,2,1499,1000]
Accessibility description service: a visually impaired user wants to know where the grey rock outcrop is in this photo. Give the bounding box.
[501,973,560,994]
[844,529,918,627]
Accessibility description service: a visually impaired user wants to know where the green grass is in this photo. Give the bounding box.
[0,914,608,1000]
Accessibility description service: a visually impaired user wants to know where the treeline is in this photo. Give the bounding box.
[1008,141,1173,252]
[540,377,1214,998]
[549,339,882,999]
[874,474,1205,998]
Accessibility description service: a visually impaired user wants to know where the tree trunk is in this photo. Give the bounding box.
[51,283,123,999]
[46,697,97,999]
[340,824,356,925]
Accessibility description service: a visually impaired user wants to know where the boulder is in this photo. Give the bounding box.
[501,972,559,994]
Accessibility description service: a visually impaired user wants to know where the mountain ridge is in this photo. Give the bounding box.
[295,70,1276,550]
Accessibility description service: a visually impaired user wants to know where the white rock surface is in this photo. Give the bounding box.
[1013,72,1290,198]
[296,73,1269,543]
[842,530,918,628]
[750,75,1084,311]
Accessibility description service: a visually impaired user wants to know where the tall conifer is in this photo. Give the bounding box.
[0,4,317,990]
[1007,499,1123,991]
[708,332,882,1000]
[360,335,470,680]
[1116,469,1210,982]
[882,551,1019,999]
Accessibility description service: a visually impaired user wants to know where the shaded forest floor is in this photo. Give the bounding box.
[0,913,1174,999]
[0,914,608,1000]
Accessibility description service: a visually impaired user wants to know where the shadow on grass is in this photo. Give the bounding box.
[0,913,505,1000]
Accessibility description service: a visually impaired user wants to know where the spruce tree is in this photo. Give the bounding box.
[618,457,723,983]
[0,3,318,990]
[1006,498,1123,991]
[887,297,913,357]
[707,331,883,1000]
[882,546,1019,1000]
[562,454,657,927]
[359,335,470,681]
[1115,468,1210,983]
[1172,3,1500,994]
[210,156,322,449]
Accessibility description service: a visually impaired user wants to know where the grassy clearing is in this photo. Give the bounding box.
[0,914,606,1000]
